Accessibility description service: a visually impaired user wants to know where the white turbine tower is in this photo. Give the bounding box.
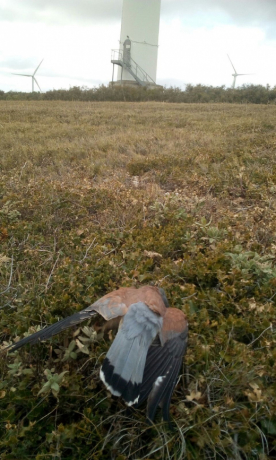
[227,54,251,89]
[111,0,161,87]
[12,59,44,92]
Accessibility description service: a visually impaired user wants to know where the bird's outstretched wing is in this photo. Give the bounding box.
[136,308,188,422]
[5,308,99,352]
[4,294,126,353]
[100,301,163,406]
[4,286,166,353]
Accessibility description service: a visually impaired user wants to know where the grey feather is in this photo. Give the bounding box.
[100,301,163,404]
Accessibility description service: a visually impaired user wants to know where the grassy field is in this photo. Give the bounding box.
[1,101,276,459]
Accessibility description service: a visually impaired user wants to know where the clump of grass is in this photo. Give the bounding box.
[1,101,276,459]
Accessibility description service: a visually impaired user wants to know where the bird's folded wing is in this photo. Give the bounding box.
[149,332,187,422]
[136,308,188,422]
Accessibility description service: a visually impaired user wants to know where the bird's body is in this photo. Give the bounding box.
[5,286,188,422]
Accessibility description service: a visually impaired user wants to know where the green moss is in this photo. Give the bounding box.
[1,101,276,459]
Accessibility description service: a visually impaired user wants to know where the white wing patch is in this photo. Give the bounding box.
[99,368,121,397]
[126,395,140,406]
[154,375,165,387]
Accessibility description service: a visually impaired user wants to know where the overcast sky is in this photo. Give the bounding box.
[0,0,275,92]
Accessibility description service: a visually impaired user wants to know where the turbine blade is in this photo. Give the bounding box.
[33,77,42,92]
[227,54,237,73]
[33,58,44,76]
[12,73,32,77]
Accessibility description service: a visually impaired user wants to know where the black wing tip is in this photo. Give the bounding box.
[4,310,98,353]
[146,356,183,423]
[4,334,44,353]
[147,392,171,425]
[146,397,174,429]
[100,359,141,405]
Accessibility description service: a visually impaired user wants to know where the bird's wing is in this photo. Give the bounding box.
[5,286,166,353]
[100,301,163,406]
[5,291,130,353]
[136,308,188,422]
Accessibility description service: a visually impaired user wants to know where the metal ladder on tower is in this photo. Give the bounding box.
[111,49,156,87]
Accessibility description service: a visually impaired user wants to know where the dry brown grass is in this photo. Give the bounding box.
[1,101,276,459]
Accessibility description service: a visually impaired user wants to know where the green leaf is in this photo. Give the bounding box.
[51,382,60,393]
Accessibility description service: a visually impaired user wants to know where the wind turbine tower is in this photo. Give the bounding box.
[12,59,44,92]
[227,54,251,89]
[111,0,161,87]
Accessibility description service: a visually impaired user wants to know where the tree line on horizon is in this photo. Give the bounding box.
[0,83,276,104]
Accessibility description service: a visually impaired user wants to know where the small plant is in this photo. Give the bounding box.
[75,325,98,354]
[55,340,78,362]
[0,200,21,223]
[202,226,228,244]
[38,368,68,397]
[226,245,276,280]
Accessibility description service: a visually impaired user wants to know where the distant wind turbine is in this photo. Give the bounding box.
[227,54,252,89]
[12,59,44,92]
